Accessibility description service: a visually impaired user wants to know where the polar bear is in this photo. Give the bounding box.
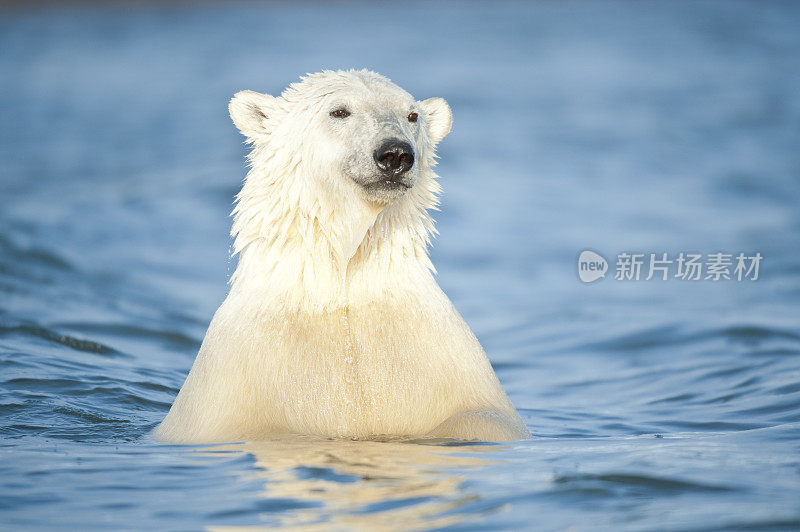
[155,70,529,443]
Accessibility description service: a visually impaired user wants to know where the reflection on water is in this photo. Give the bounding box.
[202,438,496,531]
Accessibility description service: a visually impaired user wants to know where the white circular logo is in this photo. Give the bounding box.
[578,250,608,283]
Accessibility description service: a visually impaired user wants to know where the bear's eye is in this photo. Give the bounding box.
[408,112,418,123]
[330,108,351,119]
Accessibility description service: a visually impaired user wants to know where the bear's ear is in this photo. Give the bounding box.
[419,97,452,146]
[229,90,277,140]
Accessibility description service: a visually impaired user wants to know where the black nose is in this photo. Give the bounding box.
[374,140,414,177]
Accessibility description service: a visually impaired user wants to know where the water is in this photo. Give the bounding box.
[2,1,800,530]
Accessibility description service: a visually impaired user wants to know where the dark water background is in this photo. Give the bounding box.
[2,1,800,530]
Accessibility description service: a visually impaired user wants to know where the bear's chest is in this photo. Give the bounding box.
[248,303,468,437]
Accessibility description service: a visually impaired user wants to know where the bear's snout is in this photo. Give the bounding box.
[374,139,414,179]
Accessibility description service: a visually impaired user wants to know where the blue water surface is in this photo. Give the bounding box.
[1,1,800,530]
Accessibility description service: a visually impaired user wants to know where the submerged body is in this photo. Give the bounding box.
[156,70,529,443]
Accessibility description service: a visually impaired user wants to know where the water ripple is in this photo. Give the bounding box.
[0,321,120,356]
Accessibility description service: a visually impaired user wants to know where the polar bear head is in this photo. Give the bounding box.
[229,69,451,205]
[227,71,452,302]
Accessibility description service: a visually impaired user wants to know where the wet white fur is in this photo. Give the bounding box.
[156,70,529,443]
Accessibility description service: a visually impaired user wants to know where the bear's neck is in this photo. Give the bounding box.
[227,162,439,313]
